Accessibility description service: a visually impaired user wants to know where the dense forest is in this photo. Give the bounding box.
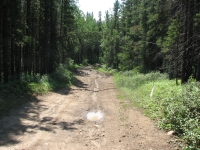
[0,0,100,84]
[101,0,200,83]
[0,0,200,83]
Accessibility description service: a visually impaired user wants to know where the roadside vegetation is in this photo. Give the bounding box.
[114,71,200,149]
[0,61,78,118]
[94,64,118,74]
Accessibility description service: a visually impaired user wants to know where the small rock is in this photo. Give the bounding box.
[119,140,121,142]
[167,131,175,136]
[94,124,100,128]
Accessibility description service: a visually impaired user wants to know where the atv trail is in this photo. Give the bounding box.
[0,67,177,150]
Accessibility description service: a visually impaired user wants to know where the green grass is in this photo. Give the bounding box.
[28,82,51,94]
[97,67,109,73]
[117,79,181,118]
[93,64,118,74]
[114,71,200,149]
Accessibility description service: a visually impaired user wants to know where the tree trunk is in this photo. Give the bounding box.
[15,46,21,80]
[2,4,9,83]
[181,0,188,84]
[0,5,2,83]
[11,39,15,76]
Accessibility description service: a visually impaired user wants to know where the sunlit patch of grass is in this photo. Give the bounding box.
[129,80,181,119]
[28,82,52,94]
[93,64,118,75]
[115,72,181,119]
[97,67,109,73]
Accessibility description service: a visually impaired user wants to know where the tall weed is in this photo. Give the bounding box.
[115,71,168,89]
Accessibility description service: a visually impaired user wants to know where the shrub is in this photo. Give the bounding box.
[160,82,200,149]
[82,59,89,66]
[0,81,29,98]
[50,64,73,83]
[28,82,51,94]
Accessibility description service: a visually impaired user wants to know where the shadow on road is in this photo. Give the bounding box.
[0,67,94,147]
[0,86,85,146]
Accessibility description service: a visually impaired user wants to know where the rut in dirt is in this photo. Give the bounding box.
[0,67,178,150]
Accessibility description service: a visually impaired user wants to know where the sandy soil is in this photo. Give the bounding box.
[0,66,178,150]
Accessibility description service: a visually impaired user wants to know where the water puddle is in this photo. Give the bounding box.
[86,111,104,121]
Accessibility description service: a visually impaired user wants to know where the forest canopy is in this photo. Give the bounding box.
[0,0,200,83]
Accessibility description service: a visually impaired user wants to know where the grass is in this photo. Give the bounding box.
[114,70,200,149]
[117,79,181,118]
[93,64,118,75]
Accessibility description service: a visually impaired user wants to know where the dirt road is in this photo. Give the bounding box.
[0,67,177,150]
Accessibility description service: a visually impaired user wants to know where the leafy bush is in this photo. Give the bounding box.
[28,82,51,94]
[27,64,75,94]
[0,81,31,117]
[20,73,43,83]
[82,59,89,66]
[160,82,200,149]
[0,81,29,98]
[64,58,81,70]
[50,64,73,83]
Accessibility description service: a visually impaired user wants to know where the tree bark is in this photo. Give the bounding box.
[2,4,9,83]
[181,0,188,84]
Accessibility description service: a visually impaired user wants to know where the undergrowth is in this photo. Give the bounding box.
[0,61,77,117]
[94,64,118,74]
[114,71,200,149]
